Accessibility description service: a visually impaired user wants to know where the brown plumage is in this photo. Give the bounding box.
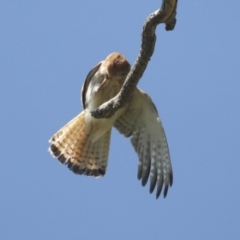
[49,52,173,198]
[49,53,130,176]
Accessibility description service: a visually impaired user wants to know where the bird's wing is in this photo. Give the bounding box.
[114,88,173,198]
[81,62,102,109]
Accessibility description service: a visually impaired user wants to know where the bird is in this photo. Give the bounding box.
[49,52,173,199]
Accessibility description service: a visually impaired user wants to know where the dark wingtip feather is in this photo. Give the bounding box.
[141,161,151,187]
[149,175,157,194]
[169,171,173,186]
[156,183,163,199]
[137,165,142,180]
[142,175,149,187]
[149,182,156,194]
[155,171,164,199]
[163,185,169,198]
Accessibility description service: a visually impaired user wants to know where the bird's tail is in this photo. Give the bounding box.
[49,111,111,176]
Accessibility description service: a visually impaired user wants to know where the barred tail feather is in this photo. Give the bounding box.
[49,111,111,177]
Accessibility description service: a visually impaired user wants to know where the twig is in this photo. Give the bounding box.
[91,0,178,119]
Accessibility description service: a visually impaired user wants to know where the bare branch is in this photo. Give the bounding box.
[91,0,178,119]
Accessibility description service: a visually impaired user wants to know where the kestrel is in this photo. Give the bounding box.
[49,52,173,199]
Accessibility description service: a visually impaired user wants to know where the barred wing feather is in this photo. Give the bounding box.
[114,88,173,198]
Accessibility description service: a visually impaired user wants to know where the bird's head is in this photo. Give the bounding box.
[101,52,131,84]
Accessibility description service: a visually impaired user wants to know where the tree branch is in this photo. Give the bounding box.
[91,0,178,119]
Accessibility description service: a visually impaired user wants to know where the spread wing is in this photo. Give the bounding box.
[114,88,173,199]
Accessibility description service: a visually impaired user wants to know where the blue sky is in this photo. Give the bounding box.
[1,1,240,239]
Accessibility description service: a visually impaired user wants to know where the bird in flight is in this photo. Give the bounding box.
[49,52,173,199]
